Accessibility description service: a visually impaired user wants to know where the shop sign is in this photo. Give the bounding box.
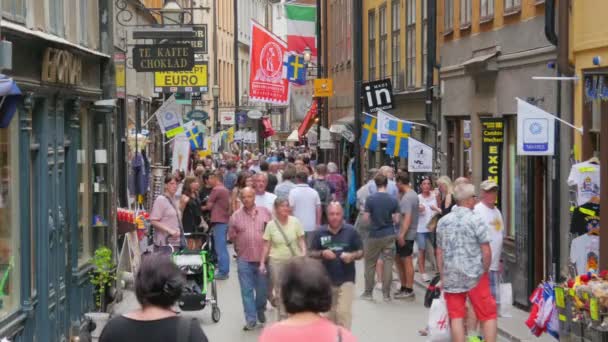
[41,47,82,85]
[236,111,248,125]
[341,128,355,143]
[313,78,333,97]
[481,118,505,209]
[186,109,209,122]
[133,44,194,72]
[174,25,208,55]
[220,112,235,125]
[407,138,433,173]
[154,63,208,93]
[516,98,555,156]
[114,53,126,98]
[362,78,394,112]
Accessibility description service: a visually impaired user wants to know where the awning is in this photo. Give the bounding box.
[0,75,21,128]
[461,50,499,74]
[297,101,318,139]
[286,130,299,142]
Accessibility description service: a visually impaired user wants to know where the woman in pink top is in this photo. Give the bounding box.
[259,257,357,342]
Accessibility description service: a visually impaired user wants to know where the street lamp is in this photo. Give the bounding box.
[160,0,184,25]
[212,85,220,133]
[303,46,312,64]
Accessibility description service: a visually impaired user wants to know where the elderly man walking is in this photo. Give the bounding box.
[436,183,497,342]
[229,187,272,331]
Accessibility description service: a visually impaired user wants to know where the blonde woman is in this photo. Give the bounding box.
[259,198,307,320]
[436,176,455,216]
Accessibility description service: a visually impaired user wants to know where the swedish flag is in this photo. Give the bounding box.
[360,115,378,151]
[227,126,235,143]
[184,121,203,150]
[386,120,412,158]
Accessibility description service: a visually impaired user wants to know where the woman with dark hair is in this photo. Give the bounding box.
[149,175,184,253]
[259,257,356,342]
[180,176,203,250]
[99,254,208,342]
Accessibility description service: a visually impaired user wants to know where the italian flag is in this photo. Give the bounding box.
[285,3,317,59]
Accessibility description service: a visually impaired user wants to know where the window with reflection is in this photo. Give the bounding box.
[0,117,20,318]
[92,113,110,248]
[78,109,92,265]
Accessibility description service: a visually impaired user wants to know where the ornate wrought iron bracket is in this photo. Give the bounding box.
[114,0,210,27]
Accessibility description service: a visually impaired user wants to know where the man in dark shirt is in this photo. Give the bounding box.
[202,170,231,279]
[260,161,278,193]
[309,202,363,329]
[362,174,400,301]
[223,161,238,191]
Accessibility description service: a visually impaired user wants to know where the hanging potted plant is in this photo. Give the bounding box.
[85,246,116,340]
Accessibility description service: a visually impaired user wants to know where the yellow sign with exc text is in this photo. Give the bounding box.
[154,63,208,93]
[314,78,334,97]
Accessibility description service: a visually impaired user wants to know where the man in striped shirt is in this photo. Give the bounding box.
[229,187,272,331]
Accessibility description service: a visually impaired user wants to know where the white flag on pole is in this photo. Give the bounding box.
[407,138,433,173]
[516,98,555,156]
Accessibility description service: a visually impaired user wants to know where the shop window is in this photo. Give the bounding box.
[78,110,92,265]
[0,118,21,318]
[92,114,110,248]
[1,0,25,23]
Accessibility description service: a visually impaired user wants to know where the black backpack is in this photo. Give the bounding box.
[312,179,331,206]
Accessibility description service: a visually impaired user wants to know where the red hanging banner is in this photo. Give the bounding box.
[249,20,290,105]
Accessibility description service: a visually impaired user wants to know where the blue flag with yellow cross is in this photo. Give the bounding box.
[283,54,307,85]
[386,119,412,158]
[183,120,204,150]
[360,115,378,151]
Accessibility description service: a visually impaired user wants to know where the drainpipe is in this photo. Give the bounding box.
[352,0,363,188]
[426,0,437,168]
[545,0,561,280]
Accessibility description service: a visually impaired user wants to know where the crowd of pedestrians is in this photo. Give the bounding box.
[107,146,505,342]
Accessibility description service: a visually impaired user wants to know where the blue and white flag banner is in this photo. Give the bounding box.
[516,98,555,156]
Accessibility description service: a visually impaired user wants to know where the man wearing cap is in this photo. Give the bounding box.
[436,183,497,342]
[474,180,504,312]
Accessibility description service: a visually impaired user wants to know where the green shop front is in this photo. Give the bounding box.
[0,28,116,341]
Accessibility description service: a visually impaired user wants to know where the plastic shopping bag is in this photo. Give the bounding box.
[500,283,513,318]
[427,296,451,342]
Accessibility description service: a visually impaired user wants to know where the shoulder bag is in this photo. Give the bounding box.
[161,195,186,250]
[272,218,297,257]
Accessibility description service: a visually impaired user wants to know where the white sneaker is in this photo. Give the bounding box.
[422,273,432,283]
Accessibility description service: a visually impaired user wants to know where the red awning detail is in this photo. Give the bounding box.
[297,101,318,139]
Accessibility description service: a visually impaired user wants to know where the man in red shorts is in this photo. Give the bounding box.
[436,183,497,342]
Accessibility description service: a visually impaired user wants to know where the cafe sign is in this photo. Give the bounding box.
[132,44,194,72]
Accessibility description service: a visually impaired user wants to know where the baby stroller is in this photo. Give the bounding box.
[171,231,221,323]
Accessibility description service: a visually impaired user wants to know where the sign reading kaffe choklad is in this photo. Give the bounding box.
[133,44,194,72]
[481,118,505,209]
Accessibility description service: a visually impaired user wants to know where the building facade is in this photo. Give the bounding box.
[437,0,565,307]
[217,0,235,133]
[0,0,115,340]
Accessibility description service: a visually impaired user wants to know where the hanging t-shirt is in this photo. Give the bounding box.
[570,202,600,237]
[567,161,601,206]
[417,193,438,233]
[570,234,599,275]
[474,202,505,272]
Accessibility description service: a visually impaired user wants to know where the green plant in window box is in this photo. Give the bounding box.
[89,246,116,311]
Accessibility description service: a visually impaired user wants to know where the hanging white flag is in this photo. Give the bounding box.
[407,138,433,173]
[377,110,393,142]
[154,95,184,138]
[516,98,555,156]
[171,134,190,172]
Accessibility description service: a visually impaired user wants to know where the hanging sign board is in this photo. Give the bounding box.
[313,78,333,97]
[481,118,505,209]
[407,138,433,173]
[173,25,208,55]
[516,98,555,156]
[133,44,194,72]
[362,78,394,112]
[220,112,235,125]
[154,63,208,93]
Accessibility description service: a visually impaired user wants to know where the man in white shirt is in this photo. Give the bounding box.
[254,173,277,212]
[289,170,322,246]
[473,180,504,310]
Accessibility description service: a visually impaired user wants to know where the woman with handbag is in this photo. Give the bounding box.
[259,198,307,320]
[149,175,185,254]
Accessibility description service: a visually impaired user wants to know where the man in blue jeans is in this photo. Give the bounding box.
[228,187,272,330]
[202,171,231,279]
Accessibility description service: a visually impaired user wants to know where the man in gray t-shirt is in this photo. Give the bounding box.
[394,172,419,299]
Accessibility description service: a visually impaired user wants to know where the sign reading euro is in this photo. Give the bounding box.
[154,63,208,93]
